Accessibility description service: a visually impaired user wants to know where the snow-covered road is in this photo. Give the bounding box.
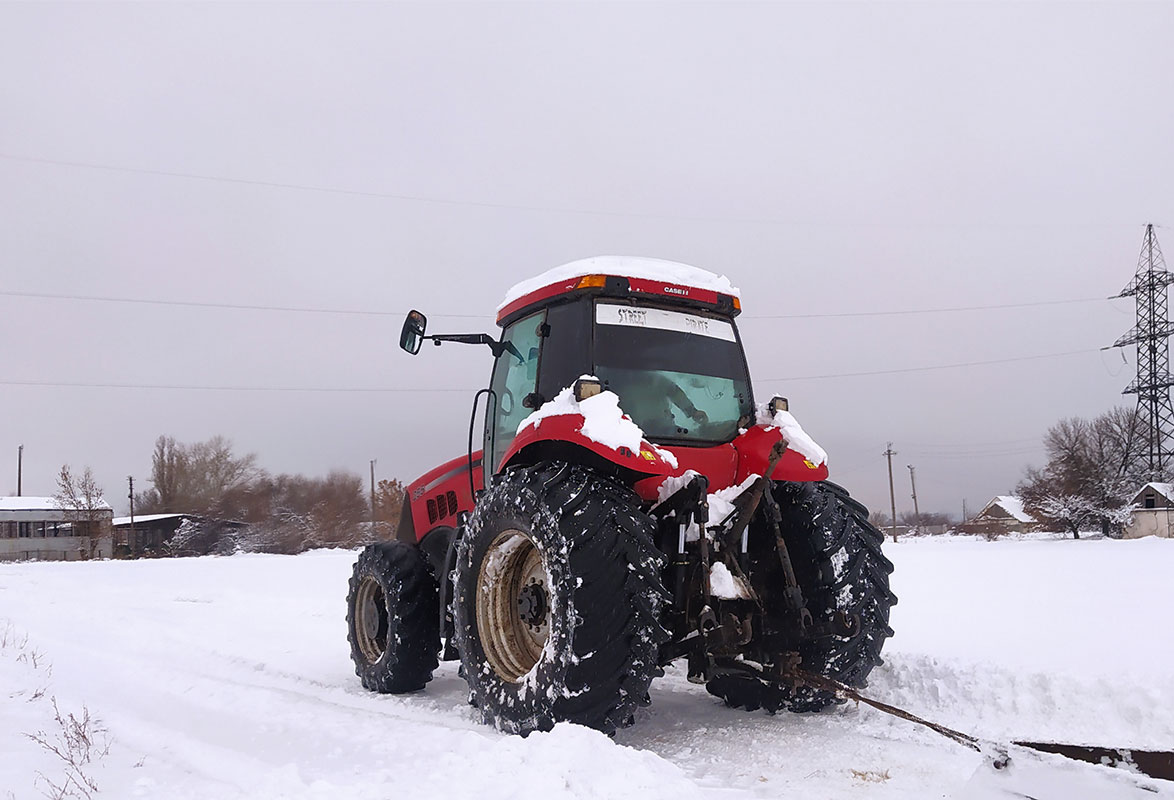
[2,536,1172,799]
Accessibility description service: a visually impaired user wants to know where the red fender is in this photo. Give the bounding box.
[733,425,829,484]
[632,425,829,504]
[499,413,678,477]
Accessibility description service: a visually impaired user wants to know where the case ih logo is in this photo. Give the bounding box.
[663,286,689,296]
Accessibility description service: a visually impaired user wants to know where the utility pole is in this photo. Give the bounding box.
[128,476,136,553]
[884,443,898,542]
[17,444,23,496]
[370,459,377,526]
[907,464,920,532]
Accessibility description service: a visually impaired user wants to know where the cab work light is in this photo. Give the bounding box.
[574,377,602,402]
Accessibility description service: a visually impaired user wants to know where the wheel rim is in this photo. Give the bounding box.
[354,575,389,664]
[475,529,551,682]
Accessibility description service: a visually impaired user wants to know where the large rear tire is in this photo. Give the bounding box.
[453,461,668,735]
[346,541,440,693]
[707,480,896,713]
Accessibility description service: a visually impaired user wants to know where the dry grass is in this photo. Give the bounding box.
[25,699,110,800]
[850,768,892,783]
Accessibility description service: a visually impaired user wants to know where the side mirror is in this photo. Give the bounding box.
[400,310,427,355]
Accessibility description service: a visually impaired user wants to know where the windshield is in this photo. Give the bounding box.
[592,302,753,444]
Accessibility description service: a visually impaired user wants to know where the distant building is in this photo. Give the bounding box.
[968,495,1035,534]
[0,496,114,562]
[111,513,247,557]
[1124,483,1174,539]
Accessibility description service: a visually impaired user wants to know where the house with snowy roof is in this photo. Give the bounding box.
[0,496,114,561]
[1123,483,1174,539]
[968,495,1035,534]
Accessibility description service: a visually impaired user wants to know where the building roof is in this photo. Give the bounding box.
[0,495,112,511]
[111,513,189,527]
[1133,482,1174,503]
[978,495,1035,523]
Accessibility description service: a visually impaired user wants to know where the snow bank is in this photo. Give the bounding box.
[499,256,741,312]
[1,537,1172,799]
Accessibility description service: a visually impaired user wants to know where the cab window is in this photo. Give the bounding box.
[488,312,544,470]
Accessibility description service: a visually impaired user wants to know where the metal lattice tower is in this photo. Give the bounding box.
[1111,224,1174,479]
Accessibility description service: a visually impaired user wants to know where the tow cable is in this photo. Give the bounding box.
[789,668,1174,783]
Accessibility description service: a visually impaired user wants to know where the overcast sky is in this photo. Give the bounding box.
[2,1,1172,517]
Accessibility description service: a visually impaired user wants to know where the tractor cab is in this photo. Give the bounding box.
[486,267,753,473]
[403,257,755,479]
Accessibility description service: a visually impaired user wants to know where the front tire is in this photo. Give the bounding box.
[454,462,668,735]
[346,541,440,693]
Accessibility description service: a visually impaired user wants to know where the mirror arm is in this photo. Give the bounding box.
[425,333,518,361]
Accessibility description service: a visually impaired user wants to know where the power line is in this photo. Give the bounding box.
[902,436,1043,448]
[0,379,476,393]
[0,289,489,320]
[758,347,1097,381]
[741,296,1105,320]
[0,152,848,225]
[0,287,1109,322]
[0,348,1100,393]
[902,448,1043,460]
[0,152,1159,230]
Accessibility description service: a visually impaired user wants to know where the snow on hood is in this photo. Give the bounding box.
[517,381,678,467]
[755,404,828,467]
[498,256,741,312]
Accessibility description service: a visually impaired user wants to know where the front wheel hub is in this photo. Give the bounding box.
[353,576,389,664]
[518,580,549,628]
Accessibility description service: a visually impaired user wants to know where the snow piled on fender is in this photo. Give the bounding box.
[518,382,678,467]
[756,404,828,467]
[499,256,741,312]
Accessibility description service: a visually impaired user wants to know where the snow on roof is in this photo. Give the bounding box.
[985,495,1034,523]
[498,256,741,312]
[0,495,112,511]
[1137,482,1174,502]
[111,513,190,527]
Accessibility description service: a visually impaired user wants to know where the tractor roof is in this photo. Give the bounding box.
[496,256,742,326]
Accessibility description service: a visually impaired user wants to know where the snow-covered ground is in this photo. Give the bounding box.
[2,536,1172,799]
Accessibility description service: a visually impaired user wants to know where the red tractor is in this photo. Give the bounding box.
[346,258,895,735]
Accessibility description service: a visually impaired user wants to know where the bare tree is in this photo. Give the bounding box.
[53,465,108,559]
[136,435,258,515]
[1018,407,1140,538]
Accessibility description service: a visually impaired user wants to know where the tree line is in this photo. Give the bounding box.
[133,435,406,556]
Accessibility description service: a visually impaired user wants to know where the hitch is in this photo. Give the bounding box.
[768,665,1174,784]
[651,473,710,613]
